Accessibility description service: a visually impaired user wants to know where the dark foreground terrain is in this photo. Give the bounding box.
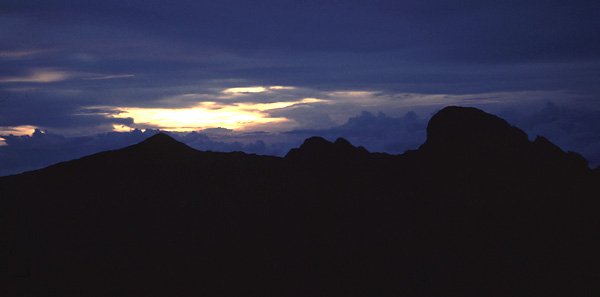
[1,106,599,296]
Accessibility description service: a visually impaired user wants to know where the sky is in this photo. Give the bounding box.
[1,0,600,175]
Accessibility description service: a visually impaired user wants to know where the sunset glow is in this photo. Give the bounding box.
[0,125,38,136]
[106,98,324,132]
[106,98,325,132]
[222,86,297,96]
[0,125,38,146]
[222,86,268,94]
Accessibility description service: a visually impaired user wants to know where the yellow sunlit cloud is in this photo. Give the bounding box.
[112,124,134,132]
[221,85,296,95]
[0,125,38,145]
[237,98,326,111]
[0,125,38,136]
[105,98,325,132]
[109,102,286,131]
[296,97,325,104]
[268,86,296,90]
[222,86,268,94]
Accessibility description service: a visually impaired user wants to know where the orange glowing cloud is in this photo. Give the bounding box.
[0,125,39,145]
[0,125,38,135]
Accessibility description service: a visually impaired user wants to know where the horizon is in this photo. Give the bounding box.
[1,104,600,177]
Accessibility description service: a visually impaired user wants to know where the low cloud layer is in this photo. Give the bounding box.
[504,102,600,168]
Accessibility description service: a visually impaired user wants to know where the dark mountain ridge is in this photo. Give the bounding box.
[1,106,599,297]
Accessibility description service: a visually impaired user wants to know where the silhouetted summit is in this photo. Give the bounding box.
[285,136,368,162]
[133,132,195,152]
[421,106,529,155]
[418,106,590,175]
[1,106,599,297]
[139,132,178,145]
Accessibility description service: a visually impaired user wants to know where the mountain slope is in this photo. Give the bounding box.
[1,106,599,297]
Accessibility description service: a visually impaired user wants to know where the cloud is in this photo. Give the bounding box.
[100,101,307,132]
[0,69,579,138]
[0,125,37,136]
[0,69,72,83]
[502,102,600,168]
[84,74,135,80]
[218,85,302,102]
[222,86,268,94]
[286,110,428,154]
[222,86,296,95]
[0,49,48,59]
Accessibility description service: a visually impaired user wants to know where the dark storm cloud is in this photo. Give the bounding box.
[4,0,599,58]
[0,88,133,132]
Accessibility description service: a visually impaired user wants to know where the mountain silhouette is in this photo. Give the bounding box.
[423,106,530,151]
[136,132,194,151]
[1,106,598,297]
[285,136,369,163]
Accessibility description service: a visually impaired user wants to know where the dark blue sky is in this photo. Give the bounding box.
[1,0,600,175]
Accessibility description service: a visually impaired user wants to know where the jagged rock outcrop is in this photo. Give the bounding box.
[285,136,369,163]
